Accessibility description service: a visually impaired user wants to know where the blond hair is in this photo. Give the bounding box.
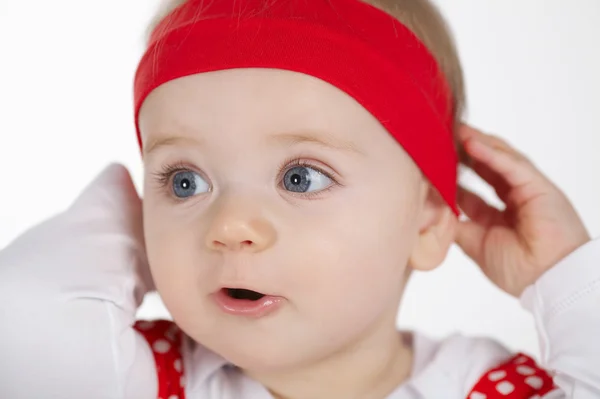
[145,0,467,163]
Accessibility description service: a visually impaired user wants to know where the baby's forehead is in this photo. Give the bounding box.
[143,68,369,111]
[139,69,384,146]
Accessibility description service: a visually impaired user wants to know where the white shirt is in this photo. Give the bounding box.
[0,164,599,399]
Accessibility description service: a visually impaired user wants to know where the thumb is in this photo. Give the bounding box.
[455,219,485,265]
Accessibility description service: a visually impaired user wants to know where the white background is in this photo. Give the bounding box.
[0,0,598,358]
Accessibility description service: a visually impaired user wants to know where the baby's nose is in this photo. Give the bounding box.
[205,208,277,253]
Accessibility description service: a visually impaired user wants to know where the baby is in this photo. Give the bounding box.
[0,0,598,398]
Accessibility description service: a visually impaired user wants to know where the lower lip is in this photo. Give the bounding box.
[212,289,284,318]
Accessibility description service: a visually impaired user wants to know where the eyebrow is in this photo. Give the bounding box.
[143,136,204,156]
[267,131,364,156]
[143,130,364,156]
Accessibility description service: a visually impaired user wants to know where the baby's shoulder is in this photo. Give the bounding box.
[429,332,513,368]
[411,331,556,397]
[412,331,512,390]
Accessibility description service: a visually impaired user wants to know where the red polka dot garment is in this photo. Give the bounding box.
[134,319,558,399]
[134,320,186,399]
[467,352,559,398]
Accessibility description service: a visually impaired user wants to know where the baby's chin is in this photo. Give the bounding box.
[218,342,309,372]
[190,321,337,373]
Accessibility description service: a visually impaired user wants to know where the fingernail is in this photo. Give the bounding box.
[466,137,492,156]
[458,126,473,140]
[461,127,483,144]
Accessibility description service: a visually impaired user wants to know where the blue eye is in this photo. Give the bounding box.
[172,171,210,198]
[283,166,332,193]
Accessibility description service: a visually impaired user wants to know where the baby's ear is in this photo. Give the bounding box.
[408,185,458,272]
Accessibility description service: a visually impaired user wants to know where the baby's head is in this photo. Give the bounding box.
[137,0,466,373]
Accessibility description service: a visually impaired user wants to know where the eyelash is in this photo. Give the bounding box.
[154,161,195,188]
[153,159,340,200]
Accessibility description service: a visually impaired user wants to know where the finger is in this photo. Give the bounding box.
[461,125,546,206]
[469,160,512,203]
[463,137,550,207]
[459,124,528,161]
[477,135,527,160]
[458,123,478,141]
[455,220,486,265]
[457,186,505,228]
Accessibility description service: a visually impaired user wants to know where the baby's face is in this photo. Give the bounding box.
[139,69,430,371]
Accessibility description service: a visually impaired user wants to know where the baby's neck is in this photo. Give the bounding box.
[245,322,414,399]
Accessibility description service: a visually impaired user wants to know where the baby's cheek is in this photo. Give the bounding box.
[145,229,203,309]
[302,234,409,324]
[341,250,406,306]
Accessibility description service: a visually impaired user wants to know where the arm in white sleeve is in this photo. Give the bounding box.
[521,237,600,398]
[0,164,157,399]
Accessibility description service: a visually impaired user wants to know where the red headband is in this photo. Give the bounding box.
[134,0,459,214]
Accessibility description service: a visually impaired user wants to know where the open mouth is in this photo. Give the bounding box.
[224,288,266,301]
[214,287,283,317]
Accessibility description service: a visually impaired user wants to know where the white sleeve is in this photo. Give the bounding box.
[0,164,157,399]
[520,237,600,398]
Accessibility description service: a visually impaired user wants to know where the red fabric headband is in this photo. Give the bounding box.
[134,0,459,214]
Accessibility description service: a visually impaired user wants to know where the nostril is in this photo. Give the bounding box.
[210,240,254,250]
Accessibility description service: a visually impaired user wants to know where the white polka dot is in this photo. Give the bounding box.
[136,321,155,330]
[530,396,541,399]
[470,392,487,399]
[168,396,179,399]
[496,381,515,395]
[526,376,544,390]
[488,370,507,381]
[174,359,182,372]
[514,356,528,364]
[180,375,186,387]
[516,365,536,375]
[153,339,171,354]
